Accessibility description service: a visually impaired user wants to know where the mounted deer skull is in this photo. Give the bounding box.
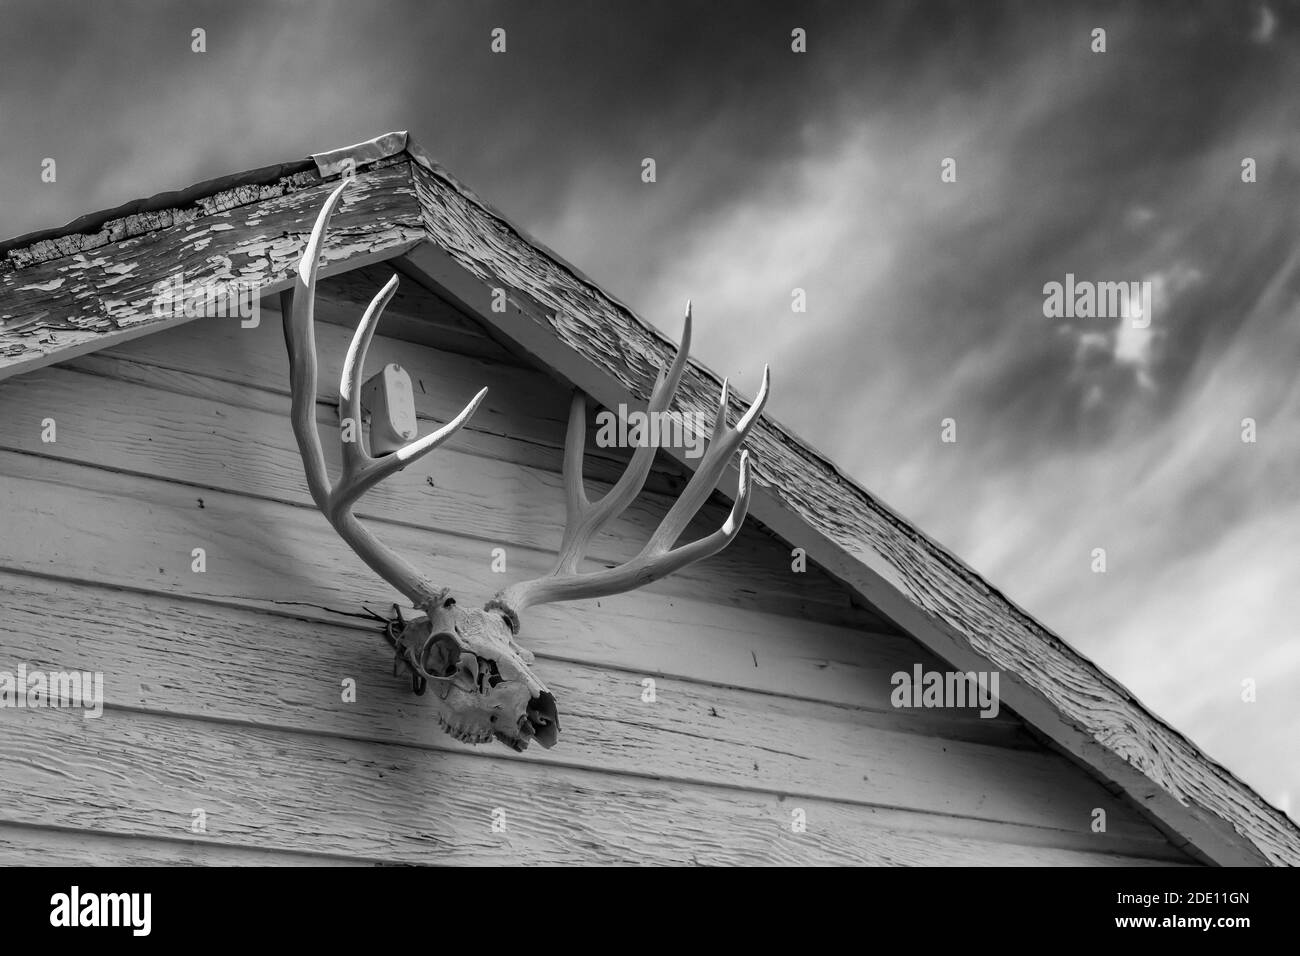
[283,180,770,751]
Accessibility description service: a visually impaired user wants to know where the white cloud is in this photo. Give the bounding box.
[1252,5,1278,44]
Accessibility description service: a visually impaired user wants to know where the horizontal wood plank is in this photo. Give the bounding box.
[0,708,1185,866]
[317,261,523,365]
[0,366,864,620]
[0,452,919,708]
[65,348,694,501]
[0,825,366,866]
[0,571,1185,851]
[93,292,762,505]
[66,303,907,628]
[104,292,575,459]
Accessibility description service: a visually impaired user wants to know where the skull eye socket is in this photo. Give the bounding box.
[420,633,462,678]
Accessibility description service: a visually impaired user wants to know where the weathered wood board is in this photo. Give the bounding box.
[0,162,422,378]
[0,708,1184,867]
[0,825,366,867]
[0,335,1193,864]
[316,261,525,365]
[0,572,1187,848]
[0,452,938,707]
[0,367,863,621]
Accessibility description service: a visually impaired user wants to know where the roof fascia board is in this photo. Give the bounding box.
[0,161,423,383]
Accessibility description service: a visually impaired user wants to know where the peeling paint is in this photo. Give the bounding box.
[1,164,423,375]
[16,278,64,293]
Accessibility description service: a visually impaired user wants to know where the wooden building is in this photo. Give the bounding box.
[0,132,1295,865]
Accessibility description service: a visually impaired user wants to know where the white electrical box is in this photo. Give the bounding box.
[360,363,418,455]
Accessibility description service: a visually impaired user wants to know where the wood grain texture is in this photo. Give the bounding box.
[0,571,1022,748]
[0,409,864,637]
[96,292,680,483]
[0,364,867,622]
[72,296,751,510]
[65,347,697,503]
[73,292,698,505]
[318,261,524,364]
[0,707,1185,866]
[0,162,423,380]
[0,825,368,866]
[403,151,1300,865]
[0,571,1187,854]
[0,452,911,708]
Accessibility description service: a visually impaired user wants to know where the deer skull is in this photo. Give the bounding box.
[389,598,558,751]
[284,179,768,753]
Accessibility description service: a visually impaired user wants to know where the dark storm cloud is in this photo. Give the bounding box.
[3,0,872,235]
[1,0,1297,815]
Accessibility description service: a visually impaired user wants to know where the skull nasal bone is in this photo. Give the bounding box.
[528,692,560,749]
[454,651,480,691]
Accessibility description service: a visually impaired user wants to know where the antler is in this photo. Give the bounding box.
[490,305,769,625]
[282,180,486,609]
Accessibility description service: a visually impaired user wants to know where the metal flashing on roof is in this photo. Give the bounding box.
[311,130,410,179]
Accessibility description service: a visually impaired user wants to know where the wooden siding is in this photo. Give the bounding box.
[0,277,1192,865]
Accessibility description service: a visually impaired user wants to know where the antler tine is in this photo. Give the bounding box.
[492,306,768,621]
[551,304,693,576]
[339,273,398,468]
[284,179,487,608]
[644,364,768,555]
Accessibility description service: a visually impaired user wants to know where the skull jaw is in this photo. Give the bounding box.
[431,687,560,751]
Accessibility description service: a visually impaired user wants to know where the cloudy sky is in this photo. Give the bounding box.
[2,0,1297,819]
